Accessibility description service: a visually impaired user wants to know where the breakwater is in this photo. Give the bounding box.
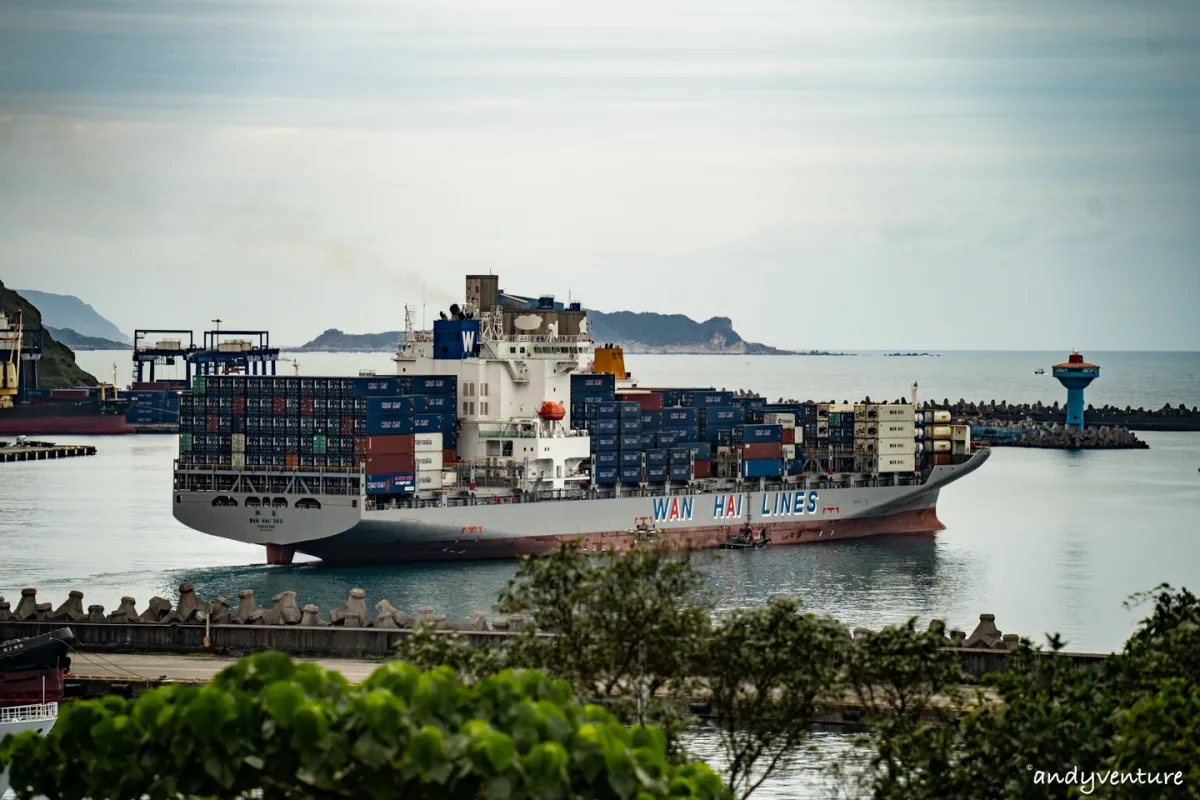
[935,399,1199,432]
[0,585,1108,680]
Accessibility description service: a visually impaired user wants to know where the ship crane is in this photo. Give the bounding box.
[0,309,22,409]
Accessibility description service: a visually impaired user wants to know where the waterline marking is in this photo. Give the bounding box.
[1028,765,1185,794]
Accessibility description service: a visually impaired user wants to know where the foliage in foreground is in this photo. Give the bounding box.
[0,652,732,800]
[857,584,1200,799]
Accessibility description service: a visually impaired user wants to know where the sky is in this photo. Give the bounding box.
[1,0,1198,350]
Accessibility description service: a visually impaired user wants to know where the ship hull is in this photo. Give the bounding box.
[0,399,135,435]
[173,451,987,565]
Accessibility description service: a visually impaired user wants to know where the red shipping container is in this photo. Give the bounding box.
[353,436,367,456]
[284,453,300,469]
[365,453,416,474]
[131,381,170,391]
[232,396,246,415]
[692,459,712,479]
[932,453,951,466]
[742,442,783,460]
[617,391,664,411]
[442,448,456,465]
[206,414,220,433]
[782,428,795,445]
[300,397,315,416]
[364,434,415,455]
[272,397,287,416]
[340,416,355,436]
[50,389,89,399]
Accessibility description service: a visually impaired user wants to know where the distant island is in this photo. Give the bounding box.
[13,289,130,344]
[883,352,940,357]
[295,311,820,355]
[0,280,98,388]
[46,326,132,351]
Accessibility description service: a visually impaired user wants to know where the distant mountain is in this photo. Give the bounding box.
[586,311,793,355]
[46,326,132,351]
[0,280,98,388]
[14,289,129,344]
[295,329,405,352]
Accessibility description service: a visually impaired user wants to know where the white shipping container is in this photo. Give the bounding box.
[414,433,443,452]
[879,421,916,438]
[854,422,880,438]
[232,433,246,452]
[880,404,916,422]
[764,412,796,429]
[951,425,971,441]
[880,439,916,454]
[782,444,796,460]
[878,454,916,473]
[231,452,245,468]
[416,452,444,472]
[928,425,953,440]
[828,403,855,413]
[792,427,803,446]
[926,410,951,424]
[442,471,457,487]
[926,440,951,453]
[417,472,438,489]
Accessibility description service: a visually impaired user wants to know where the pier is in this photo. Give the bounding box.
[0,442,96,462]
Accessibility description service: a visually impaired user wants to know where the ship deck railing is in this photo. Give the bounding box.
[0,702,58,724]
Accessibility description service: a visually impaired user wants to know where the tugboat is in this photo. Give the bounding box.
[1034,368,1045,375]
[719,496,770,550]
[627,516,661,545]
[0,628,74,796]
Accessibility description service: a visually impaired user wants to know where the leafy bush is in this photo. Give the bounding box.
[1,652,733,800]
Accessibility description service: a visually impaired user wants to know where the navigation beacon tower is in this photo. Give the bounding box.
[1052,350,1100,430]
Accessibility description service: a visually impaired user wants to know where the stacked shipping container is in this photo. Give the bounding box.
[177,375,457,496]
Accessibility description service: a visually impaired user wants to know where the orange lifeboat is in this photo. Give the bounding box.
[538,401,566,421]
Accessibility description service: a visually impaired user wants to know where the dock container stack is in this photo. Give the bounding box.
[570,374,616,430]
[177,374,456,497]
[922,409,952,466]
[853,403,918,473]
[737,423,784,479]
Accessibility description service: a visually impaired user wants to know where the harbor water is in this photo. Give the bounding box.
[3,350,1199,798]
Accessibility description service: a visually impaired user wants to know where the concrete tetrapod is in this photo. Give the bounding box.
[299,605,326,627]
[264,591,302,626]
[14,589,38,621]
[231,590,265,625]
[331,589,369,628]
[171,583,204,624]
[86,605,106,623]
[964,614,1003,649]
[138,597,173,624]
[32,602,52,621]
[0,600,12,622]
[107,597,139,623]
[373,600,414,630]
[52,591,86,622]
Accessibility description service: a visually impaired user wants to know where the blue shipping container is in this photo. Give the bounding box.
[595,466,619,485]
[743,459,784,478]
[669,448,692,464]
[366,396,415,416]
[595,451,618,468]
[670,464,692,480]
[647,465,668,482]
[588,402,619,419]
[638,433,657,449]
[412,414,445,432]
[699,406,744,424]
[646,449,669,466]
[354,378,403,397]
[641,411,662,431]
[620,417,642,434]
[420,394,453,412]
[366,417,413,436]
[572,374,616,392]
[620,451,642,467]
[593,435,619,451]
[692,391,733,407]
[664,408,698,427]
[365,473,416,495]
[595,419,619,435]
[679,442,713,460]
[618,401,642,418]
[620,466,642,483]
[655,430,684,446]
[737,424,783,443]
[408,376,457,395]
[620,434,641,450]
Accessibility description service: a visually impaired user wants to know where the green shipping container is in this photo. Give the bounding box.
[192,377,207,395]
[313,434,327,455]
[179,434,193,453]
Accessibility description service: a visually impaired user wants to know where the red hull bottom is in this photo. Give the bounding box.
[0,417,134,435]
[0,668,67,705]
[304,508,945,565]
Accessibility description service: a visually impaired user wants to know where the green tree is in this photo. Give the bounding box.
[856,584,1200,799]
[0,651,732,800]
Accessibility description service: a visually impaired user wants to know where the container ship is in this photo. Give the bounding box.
[0,310,133,435]
[172,275,990,565]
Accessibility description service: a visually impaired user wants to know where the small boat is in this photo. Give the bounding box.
[627,516,661,544]
[719,500,770,550]
[1034,368,1045,375]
